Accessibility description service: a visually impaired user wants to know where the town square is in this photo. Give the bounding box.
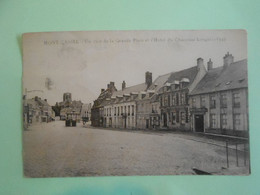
[22,30,249,177]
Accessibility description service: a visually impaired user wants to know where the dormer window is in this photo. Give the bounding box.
[180,78,190,88]
[171,80,180,90]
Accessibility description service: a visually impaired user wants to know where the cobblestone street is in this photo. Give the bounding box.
[23,121,249,177]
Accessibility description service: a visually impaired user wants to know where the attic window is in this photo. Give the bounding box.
[225,81,232,85]
[239,79,245,83]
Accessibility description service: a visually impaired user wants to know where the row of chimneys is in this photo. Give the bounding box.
[101,72,153,93]
[197,52,234,71]
[101,81,116,93]
[34,96,48,102]
[100,52,234,93]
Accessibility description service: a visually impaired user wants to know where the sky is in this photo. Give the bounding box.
[23,30,247,105]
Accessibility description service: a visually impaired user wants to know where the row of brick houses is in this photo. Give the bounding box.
[91,52,249,137]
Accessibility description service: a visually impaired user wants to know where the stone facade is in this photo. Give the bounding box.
[157,58,207,131]
[190,53,248,137]
[23,96,55,126]
[91,53,249,138]
[91,82,117,127]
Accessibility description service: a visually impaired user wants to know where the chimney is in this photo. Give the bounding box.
[101,89,105,93]
[44,99,47,102]
[110,81,115,88]
[207,58,213,71]
[223,52,234,68]
[197,58,204,70]
[35,96,38,101]
[122,80,126,90]
[107,84,110,89]
[145,71,152,88]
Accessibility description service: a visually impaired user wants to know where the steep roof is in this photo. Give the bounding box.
[111,83,148,98]
[167,66,198,86]
[148,72,172,92]
[190,59,248,95]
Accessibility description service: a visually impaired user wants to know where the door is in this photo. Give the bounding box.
[146,119,149,128]
[195,115,204,132]
[163,113,167,127]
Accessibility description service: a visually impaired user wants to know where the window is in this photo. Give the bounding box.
[172,112,176,124]
[172,95,176,105]
[233,92,240,108]
[176,93,179,105]
[118,107,120,116]
[210,95,216,109]
[128,105,130,116]
[176,111,179,123]
[164,96,168,106]
[220,114,227,129]
[181,112,185,124]
[192,98,196,108]
[168,95,171,106]
[160,96,163,106]
[210,114,216,128]
[200,96,206,108]
[185,107,189,123]
[181,93,185,105]
[233,114,241,130]
[220,93,227,108]
[185,93,189,105]
[114,107,116,116]
[132,105,134,116]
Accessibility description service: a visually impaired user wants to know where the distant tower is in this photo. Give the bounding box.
[63,92,72,102]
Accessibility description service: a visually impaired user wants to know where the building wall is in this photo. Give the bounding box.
[149,101,161,129]
[159,88,190,130]
[104,101,136,129]
[136,99,152,129]
[190,88,248,137]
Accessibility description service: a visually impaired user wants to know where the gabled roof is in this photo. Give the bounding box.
[190,59,248,95]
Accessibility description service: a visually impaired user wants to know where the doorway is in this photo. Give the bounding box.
[163,113,167,127]
[195,114,204,132]
[146,119,149,129]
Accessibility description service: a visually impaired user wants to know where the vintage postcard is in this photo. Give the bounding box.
[22,30,250,177]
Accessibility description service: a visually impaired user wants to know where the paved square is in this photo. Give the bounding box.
[23,121,249,177]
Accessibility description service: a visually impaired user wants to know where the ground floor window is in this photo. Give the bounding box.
[233,114,241,130]
[171,112,176,124]
[210,114,216,128]
[180,112,185,125]
[220,114,227,129]
[176,111,179,123]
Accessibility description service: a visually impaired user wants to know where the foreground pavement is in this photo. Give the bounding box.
[23,121,250,177]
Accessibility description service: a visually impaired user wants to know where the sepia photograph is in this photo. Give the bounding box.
[22,30,250,177]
